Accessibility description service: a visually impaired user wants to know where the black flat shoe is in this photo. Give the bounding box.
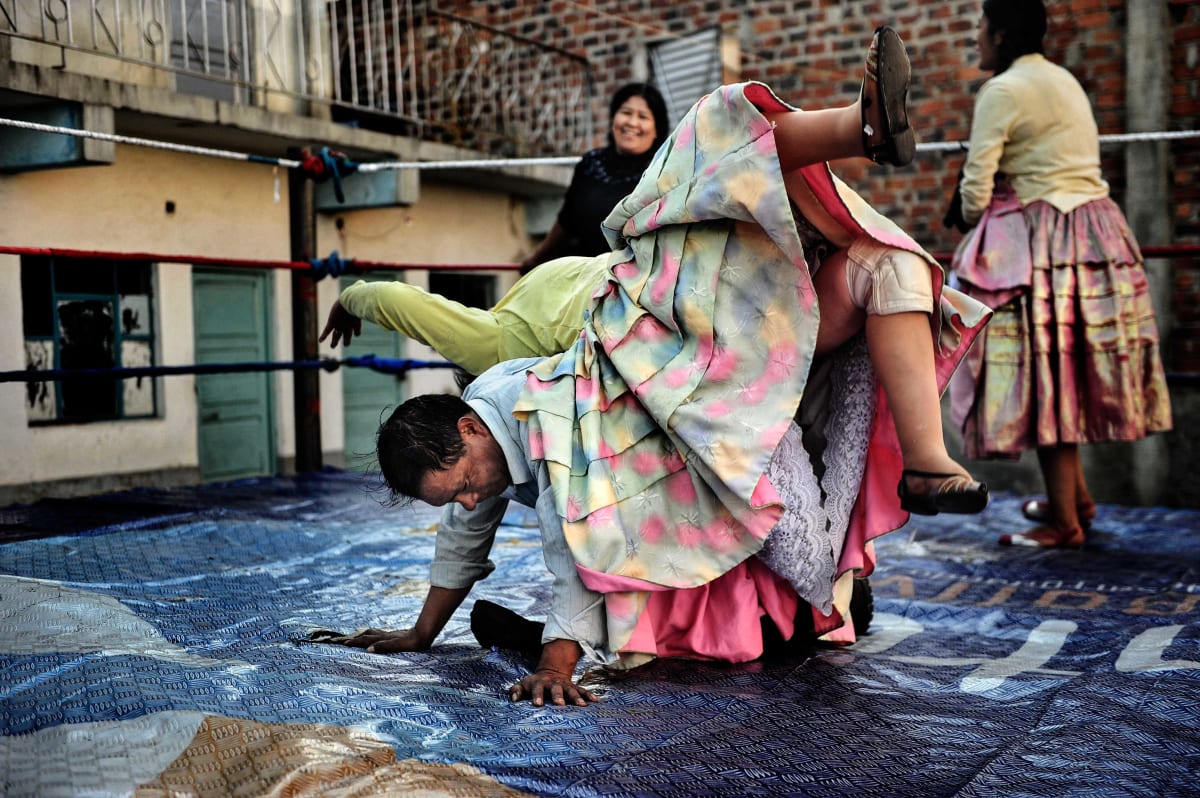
[861,26,916,167]
[897,469,989,515]
[851,577,874,638]
[470,599,545,654]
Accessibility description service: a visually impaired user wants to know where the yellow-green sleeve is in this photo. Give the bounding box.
[339,280,502,375]
[490,255,610,359]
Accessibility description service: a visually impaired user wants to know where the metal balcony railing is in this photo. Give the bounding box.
[0,0,593,158]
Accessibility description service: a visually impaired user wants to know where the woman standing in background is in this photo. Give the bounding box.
[949,0,1172,548]
[519,83,668,273]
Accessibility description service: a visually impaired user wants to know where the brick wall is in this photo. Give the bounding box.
[449,0,1199,368]
[1168,1,1200,370]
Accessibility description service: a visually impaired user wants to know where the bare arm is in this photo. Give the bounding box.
[332,585,471,652]
[508,638,598,707]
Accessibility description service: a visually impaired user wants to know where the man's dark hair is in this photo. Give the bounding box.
[453,367,475,393]
[982,0,1047,73]
[376,393,471,506]
[607,82,670,155]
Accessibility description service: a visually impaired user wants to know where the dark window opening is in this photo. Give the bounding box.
[20,256,157,424]
[58,299,118,420]
[428,273,496,310]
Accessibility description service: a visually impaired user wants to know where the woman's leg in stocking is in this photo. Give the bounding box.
[767,107,866,170]
[765,26,915,171]
[1074,455,1095,517]
[812,244,986,515]
[814,245,956,476]
[1002,446,1087,547]
[1039,445,1081,527]
[867,313,973,480]
[1022,449,1097,528]
[812,250,866,357]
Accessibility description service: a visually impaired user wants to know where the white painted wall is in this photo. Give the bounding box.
[0,254,201,485]
[0,144,290,489]
[0,144,529,494]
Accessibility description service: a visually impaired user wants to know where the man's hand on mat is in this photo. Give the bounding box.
[308,627,430,652]
[508,639,597,707]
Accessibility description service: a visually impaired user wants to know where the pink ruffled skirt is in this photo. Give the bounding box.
[953,197,1172,458]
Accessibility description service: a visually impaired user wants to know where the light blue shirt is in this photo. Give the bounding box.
[429,357,611,664]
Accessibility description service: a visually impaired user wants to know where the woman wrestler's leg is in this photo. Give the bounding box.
[1000,447,1088,547]
[765,26,915,170]
[813,244,988,515]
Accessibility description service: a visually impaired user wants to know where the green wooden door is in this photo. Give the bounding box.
[341,274,406,471]
[192,269,275,481]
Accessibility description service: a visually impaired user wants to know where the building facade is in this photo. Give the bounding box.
[1,0,1196,506]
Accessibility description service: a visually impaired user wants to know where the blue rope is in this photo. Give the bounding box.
[342,355,459,377]
[310,250,353,279]
[299,147,360,203]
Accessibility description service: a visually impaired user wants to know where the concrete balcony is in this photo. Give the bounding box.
[0,0,587,193]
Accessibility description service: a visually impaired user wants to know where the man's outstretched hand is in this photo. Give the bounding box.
[318,298,362,348]
[508,639,598,707]
[305,587,468,655]
[308,627,429,653]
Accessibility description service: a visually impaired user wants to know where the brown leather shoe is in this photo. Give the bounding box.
[861,26,916,167]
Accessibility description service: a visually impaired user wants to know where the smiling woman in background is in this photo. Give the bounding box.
[519,83,669,274]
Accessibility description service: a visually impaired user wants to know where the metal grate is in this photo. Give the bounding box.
[650,26,721,126]
[0,0,593,158]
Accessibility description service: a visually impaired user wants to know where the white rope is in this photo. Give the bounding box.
[916,139,970,153]
[1096,129,1200,144]
[358,156,580,172]
[917,129,1200,153]
[0,116,302,168]
[3,113,1198,172]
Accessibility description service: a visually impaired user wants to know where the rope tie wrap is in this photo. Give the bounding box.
[298,147,360,203]
[310,250,353,280]
[342,355,452,377]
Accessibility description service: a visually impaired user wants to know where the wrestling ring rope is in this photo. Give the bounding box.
[2,114,1198,172]
[2,117,1196,388]
[0,355,457,384]
[3,105,1200,798]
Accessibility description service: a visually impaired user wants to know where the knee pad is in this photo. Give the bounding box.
[845,238,934,316]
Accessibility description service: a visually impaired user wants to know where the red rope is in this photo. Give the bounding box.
[4,243,1197,274]
[0,245,521,272]
[931,244,1200,263]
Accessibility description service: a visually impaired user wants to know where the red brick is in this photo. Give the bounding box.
[466,0,1198,361]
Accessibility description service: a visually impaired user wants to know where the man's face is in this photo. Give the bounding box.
[417,414,511,511]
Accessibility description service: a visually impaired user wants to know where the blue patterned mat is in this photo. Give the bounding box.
[1,470,1197,796]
